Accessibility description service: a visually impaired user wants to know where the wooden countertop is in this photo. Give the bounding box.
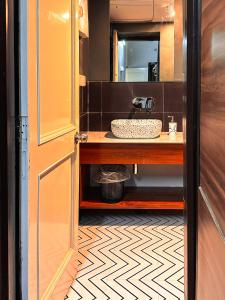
[85,131,183,144]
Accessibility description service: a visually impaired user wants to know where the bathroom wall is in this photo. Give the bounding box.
[90,164,183,188]
[87,0,110,81]
[88,81,184,132]
[81,81,184,188]
[80,86,88,131]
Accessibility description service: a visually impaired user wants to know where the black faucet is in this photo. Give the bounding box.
[132,97,156,112]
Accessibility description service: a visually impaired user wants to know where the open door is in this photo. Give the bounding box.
[196,0,225,299]
[20,0,80,299]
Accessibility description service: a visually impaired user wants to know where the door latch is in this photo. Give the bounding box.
[74,132,88,144]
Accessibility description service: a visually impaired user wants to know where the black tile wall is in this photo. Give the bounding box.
[80,86,88,115]
[89,112,102,131]
[80,113,88,131]
[80,85,89,131]
[102,112,132,131]
[164,82,184,113]
[102,82,133,112]
[132,83,164,112]
[89,82,101,112]
[80,81,184,132]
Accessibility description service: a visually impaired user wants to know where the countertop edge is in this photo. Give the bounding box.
[83,131,184,144]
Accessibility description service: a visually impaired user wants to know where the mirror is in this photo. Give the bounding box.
[84,0,184,82]
[111,0,184,82]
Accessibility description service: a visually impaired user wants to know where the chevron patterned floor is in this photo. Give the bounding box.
[66,212,184,300]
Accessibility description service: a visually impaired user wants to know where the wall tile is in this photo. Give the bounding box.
[89,112,102,131]
[83,85,88,114]
[85,80,184,132]
[80,87,83,114]
[89,82,102,112]
[102,112,132,131]
[80,113,88,131]
[164,82,184,112]
[132,82,164,112]
[163,112,183,131]
[134,112,164,121]
[102,82,133,112]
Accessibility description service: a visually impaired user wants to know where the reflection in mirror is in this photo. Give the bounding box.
[111,0,184,82]
[84,0,184,82]
[116,37,160,82]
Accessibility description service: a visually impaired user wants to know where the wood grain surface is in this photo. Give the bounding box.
[200,0,225,233]
[196,190,225,300]
[80,143,184,165]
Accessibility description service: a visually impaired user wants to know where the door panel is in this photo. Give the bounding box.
[28,0,80,299]
[200,0,225,232]
[197,0,225,298]
[39,155,74,297]
[39,0,75,143]
[197,190,225,300]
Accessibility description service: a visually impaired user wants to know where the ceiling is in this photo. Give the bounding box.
[110,0,175,23]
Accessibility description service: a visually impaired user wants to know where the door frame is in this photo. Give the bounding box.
[184,0,201,299]
[0,0,19,299]
[0,0,201,299]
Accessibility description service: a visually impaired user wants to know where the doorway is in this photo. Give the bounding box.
[0,0,200,299]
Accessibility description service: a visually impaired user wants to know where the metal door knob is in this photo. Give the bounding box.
[74,132,88,144]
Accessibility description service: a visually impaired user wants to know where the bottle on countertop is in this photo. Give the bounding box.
[168,116,177,136]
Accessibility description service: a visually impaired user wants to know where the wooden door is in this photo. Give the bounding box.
[197,0,225,299]
[27,0,80,299]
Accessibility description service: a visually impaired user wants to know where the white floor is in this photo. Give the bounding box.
[66,213,184,300]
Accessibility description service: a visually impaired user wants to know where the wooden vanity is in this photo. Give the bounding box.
[80,132,184,210]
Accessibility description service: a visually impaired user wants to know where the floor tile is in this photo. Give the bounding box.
[66,213,184,300]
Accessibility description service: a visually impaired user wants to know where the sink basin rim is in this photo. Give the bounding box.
[111,119,162,125]
[111,119,162,139]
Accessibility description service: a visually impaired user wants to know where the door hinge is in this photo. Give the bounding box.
[16,116,28,145]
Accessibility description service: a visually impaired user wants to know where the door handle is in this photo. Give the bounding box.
[74,132,88,144]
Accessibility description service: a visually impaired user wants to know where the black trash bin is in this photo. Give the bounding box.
[95,165,130,203]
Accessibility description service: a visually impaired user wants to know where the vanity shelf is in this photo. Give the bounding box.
[80,187,184,210]
[80,132,184,210]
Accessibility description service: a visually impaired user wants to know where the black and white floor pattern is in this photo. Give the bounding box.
[67,213,184,300]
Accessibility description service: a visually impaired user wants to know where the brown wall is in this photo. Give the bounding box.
[197,190,225,300]
[174,0,184,80]
[200,0,225,234]
[80,81,184,132]
[197,0,225,298]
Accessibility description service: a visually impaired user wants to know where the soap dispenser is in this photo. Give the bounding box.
[168,116,177,136]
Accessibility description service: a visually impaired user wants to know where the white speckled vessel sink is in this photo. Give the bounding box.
[111,119,162,139]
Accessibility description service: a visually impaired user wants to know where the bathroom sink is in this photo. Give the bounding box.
[111,119,162,139]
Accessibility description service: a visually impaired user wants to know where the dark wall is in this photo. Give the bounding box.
[79,38,89,78]
[87,81,183,131]
[80,86,88,131]
[88,0,110,81]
